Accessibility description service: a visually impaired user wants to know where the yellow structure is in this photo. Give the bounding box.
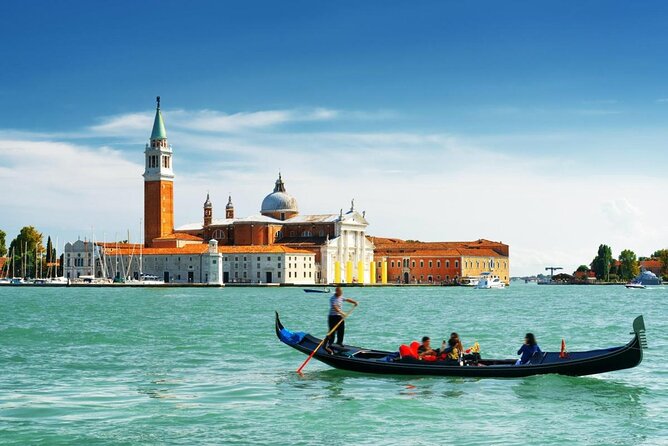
[357,261,364,283]
[381,261,387,284]
[460,255,510,284]
[369,262,376,284]
[334,261,341,283]
[345,261,353,283]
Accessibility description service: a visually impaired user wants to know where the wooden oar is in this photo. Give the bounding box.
[296,305,356,374]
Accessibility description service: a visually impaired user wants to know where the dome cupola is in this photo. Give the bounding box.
[260,173,298,220]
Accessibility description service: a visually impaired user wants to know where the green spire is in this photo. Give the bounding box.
[150,96,167,140]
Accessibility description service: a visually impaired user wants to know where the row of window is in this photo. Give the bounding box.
[383,258,508,270]
[147,155,170,169]
[386,259,459,269]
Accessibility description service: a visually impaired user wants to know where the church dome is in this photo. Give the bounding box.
[261,174,298,219]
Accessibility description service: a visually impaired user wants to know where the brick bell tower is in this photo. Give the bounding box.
[143,96,174,247]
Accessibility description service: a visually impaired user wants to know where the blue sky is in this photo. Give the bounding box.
[1,1,667,275]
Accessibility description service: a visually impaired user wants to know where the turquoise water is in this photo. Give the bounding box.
[0,284,666,445]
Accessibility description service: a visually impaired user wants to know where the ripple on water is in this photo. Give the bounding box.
[0,285,666,445]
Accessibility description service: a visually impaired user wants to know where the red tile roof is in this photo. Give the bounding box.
[370,237,508,258]
[155,233,204,242]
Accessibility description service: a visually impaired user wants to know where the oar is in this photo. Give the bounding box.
[296,305,356,374]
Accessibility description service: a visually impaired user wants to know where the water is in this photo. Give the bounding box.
[0,284,666,445]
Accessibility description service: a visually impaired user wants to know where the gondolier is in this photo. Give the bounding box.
[325,287,358,354]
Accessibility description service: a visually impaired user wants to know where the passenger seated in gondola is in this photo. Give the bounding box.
[417,336,437,359]
[439,338,460,364]
[515,333,541,365]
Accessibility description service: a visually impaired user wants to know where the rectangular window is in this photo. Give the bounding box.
[267,257,271,261]
[455,261,459,268]
[257,271,260,278]
[429,261,432,268]
[257,257,261,261]
[412,261,416,268]
[278,271,282,278]
[420,260,424,267]
[278,263,281,268]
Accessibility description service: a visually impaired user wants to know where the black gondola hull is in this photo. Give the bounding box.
[276,313,645,378]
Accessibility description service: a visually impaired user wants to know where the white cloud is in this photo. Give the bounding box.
[89,107,341,137]
[90,112,154,135]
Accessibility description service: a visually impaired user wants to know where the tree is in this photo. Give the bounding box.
[0,229,6,257]
[591,244,613,281]
[576,265,589,273]
[619,249,639,281]
[652,249,668,276]
[8,226,44,278]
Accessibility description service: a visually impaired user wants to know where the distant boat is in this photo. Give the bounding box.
[460,276,480,287]
[304,288,330,294]
[625,282,646,289]
[474,272,506,289]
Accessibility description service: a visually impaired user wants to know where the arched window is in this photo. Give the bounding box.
[302,231,312,237]
[212,229,225,240]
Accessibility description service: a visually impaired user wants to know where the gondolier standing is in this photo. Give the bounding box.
[325,287,358,354]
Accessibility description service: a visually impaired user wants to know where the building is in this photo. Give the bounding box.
[220,245,316,284]
[639,259,663,276]
[63,239,102,279]
[371,237,510,284]
[177,177,375,284]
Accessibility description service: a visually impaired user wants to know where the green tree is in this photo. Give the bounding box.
[591,244,613,281]
[576,265,589,273]
[652,249,668,276]
[9,226,44,278]
[619,249,640,281]
[0,230,6,257]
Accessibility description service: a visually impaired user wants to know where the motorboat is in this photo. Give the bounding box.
[625,282,646,289]
[459,276,480,287]
[49,277,69,285]
[474,272,506,289]
[276,313,646,378]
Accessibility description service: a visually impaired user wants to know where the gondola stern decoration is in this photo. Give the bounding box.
[632,315,648,349]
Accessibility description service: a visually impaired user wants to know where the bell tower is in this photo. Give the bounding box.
[203,193,213,227]
[143,96,174,246]
[226,195,235,219]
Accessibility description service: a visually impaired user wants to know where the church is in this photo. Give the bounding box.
[99,97,374,285]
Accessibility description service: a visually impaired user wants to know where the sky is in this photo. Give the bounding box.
[1,1,667,276]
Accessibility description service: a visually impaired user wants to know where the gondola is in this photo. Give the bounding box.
[276,313,646,377]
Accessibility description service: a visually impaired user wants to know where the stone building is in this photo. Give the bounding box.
[371,238,510,284]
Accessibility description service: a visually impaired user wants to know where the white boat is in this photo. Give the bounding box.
[460,276,480,287]
[49,277,69,286]
[474,272,506,289]
[625,282,646,289]
[126,274,165,285]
